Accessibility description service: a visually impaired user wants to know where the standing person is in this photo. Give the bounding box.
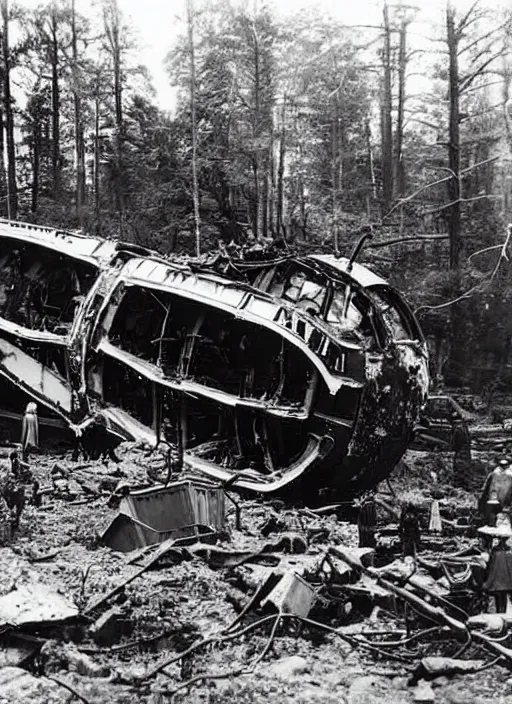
[481,515,512,613]
[399,503,421,558]
[478,459,512,527]
[0,461,25,532]
[21,402,39,461]
[451,413,472,489]
[0,494,11,546]
[357,491,377,548]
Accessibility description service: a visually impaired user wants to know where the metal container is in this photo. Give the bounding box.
[260,571,316,618]
[101,478,225,552]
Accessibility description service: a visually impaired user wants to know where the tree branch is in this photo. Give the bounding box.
[458,23,509,56]
[460,52,504,93]
[382,175,452,221]
[425,193,502,215]
[369,235,448,248]
[415,225,512,315]
[468,243,503,262]
[455,0,483,37]
[415,281,483,315]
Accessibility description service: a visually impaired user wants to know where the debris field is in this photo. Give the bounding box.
[0,441,512,704]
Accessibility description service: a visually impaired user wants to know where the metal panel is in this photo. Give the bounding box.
[0,339,72,415]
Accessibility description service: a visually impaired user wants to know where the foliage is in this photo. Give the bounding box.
[0,0,511,389]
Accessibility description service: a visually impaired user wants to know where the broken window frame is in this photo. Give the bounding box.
[0,239,98,337]
[366,284,426,348]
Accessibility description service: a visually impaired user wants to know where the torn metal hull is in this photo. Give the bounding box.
[0,219,429,496]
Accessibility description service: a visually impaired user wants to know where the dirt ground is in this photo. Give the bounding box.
[1,443,512,704]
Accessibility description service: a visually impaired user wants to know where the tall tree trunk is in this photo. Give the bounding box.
[31,123,40,213]
[381,1,393,213]
[0,107,6,217]
[394,16,407,197]
[71,0,85,224]
[446,2,464,385]
[365,117,377,217]
[186,0,201,256]
[447,2,461,270]
[94,96,101,235]
[1,0,16,219]
[267,126,274,237]
[251,20,263,240]
[276,99,286,239]
[50,7,60,200]
[104,0,124,217]
[336,104,343,196]
[331,111,339,253]
[262,165,268,239]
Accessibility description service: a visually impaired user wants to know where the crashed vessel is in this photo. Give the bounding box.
[0,219,429,496]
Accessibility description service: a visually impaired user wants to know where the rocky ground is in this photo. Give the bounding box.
[1,442,512,704]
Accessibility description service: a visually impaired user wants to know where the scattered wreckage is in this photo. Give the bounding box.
[412,393,512,452]
[0,219,429,496]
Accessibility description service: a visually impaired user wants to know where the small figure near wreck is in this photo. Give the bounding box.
[357,491,377,548]
[451,413,472,489]
[399,503,421,558]
[0,460,25,534]
[21,402,39,461]
[0,494,11,545]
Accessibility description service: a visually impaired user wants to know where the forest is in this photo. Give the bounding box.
[0,0,510,394]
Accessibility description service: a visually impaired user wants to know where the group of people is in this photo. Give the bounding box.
[477,456,512,613]
[356,440,512,616]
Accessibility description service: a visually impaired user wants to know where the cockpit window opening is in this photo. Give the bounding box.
[367,285,423,343]
[268,264,327,318]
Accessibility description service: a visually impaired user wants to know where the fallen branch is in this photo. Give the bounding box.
[251,611,282,667]
[355,625,442,648]
[79,626,182,654]
[329,546,512,667]
[330,546,467,636]
[84,538,179,614]
[161,610,414,700]
[28,549,61,563]
[165,668,248,701]
[48,676,92,704]
[144,614,278,680]
[294,614,414,663]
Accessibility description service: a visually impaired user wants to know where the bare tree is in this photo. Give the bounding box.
[49,3,60,200]
[393,11,407,197]
[103,0,125,218]
[446,2,462,270]
[1,0,17,218]
[71,0,85,223]
[186,0,201,256]
[381,1,393,212]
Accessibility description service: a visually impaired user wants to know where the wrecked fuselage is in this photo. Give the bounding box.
[0,219,429,496]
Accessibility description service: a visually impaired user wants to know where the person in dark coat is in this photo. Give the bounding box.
[357,491,377,548]
[478,459,512,526]
[0,463,25,531]
[399,503,421,558]
[451,414,472,489]
[481,516,512,613]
